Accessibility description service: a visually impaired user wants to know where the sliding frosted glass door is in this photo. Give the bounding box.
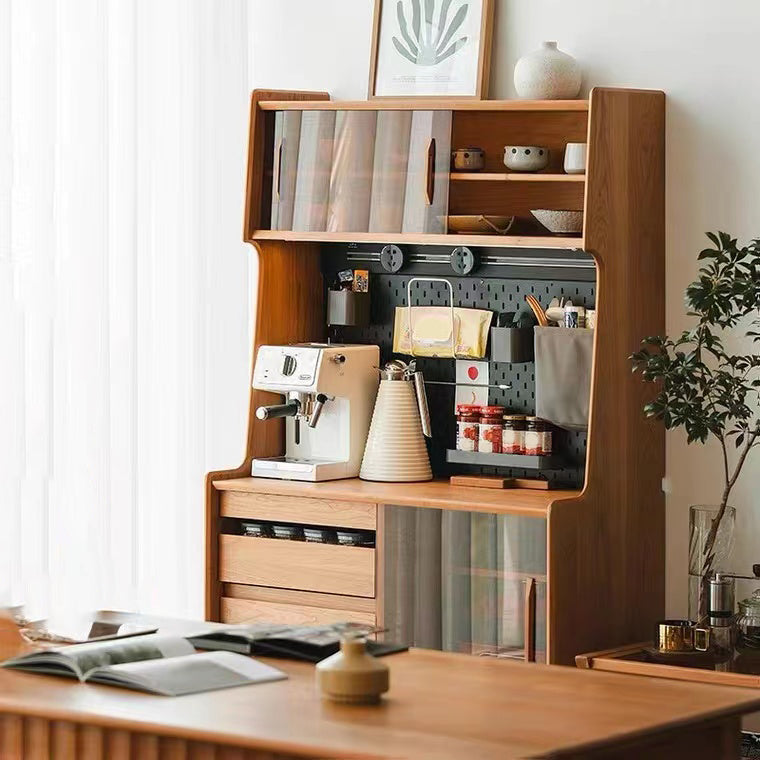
[382,505,547,662]
[270,111,302,231]
[269,109,452,235]
[402,111,452,235]
[326,111,378,232]
[291,111,336,232]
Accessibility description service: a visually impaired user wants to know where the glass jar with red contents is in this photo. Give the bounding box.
[456,404,481,452]
[479,405,505,453]
[503,414,527,455]
[525,416,553,456]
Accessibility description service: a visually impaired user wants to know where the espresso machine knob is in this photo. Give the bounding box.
[281,354,297,376]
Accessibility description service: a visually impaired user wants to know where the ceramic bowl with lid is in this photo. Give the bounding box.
[452,147,485,172]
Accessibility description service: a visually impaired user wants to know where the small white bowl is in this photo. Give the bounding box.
[504,146,550,172]
[531,209,583,234]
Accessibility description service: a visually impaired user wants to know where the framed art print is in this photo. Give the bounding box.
[368,0,493,99]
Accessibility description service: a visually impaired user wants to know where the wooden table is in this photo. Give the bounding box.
[2,617,760,760]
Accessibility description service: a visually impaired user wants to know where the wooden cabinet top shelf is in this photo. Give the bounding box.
[450,172,585,183]
[258,99,589,112]
[250,230,584,250]
[212,477,581,518]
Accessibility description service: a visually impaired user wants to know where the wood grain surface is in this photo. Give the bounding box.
[0,646,758,760]
[220,491,376,531]
[213,476,577,519]
[258,99,590,112]
[219,535,375,598]
[547,87,666,664]
[220,597,375,628]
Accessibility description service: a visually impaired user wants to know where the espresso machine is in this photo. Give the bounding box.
[251,343,379,481]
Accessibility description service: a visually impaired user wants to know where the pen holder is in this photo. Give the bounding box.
[327,289,370,327]
[490,327,534,363]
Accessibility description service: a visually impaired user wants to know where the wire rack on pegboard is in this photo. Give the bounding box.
[329,274,595,488]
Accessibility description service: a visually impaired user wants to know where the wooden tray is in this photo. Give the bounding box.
[577,642,760,689]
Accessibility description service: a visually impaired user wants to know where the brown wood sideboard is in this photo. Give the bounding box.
[206,87,666,665]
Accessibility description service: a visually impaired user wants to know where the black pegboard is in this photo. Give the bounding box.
[328,271,595,488]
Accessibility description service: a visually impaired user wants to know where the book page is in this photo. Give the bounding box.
[87,651,287,696]
[69,634,194,677]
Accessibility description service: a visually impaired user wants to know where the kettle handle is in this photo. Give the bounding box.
[413,371,432,438]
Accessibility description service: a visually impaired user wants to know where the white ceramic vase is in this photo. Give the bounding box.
[514,41,582,100]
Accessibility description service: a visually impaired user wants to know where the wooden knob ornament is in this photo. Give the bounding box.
[316,635,389,704]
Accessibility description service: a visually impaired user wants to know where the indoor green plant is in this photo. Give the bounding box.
[631,232,760,621]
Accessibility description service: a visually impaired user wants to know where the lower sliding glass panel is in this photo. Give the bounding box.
[382,506,547,663]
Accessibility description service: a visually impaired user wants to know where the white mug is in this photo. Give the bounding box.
[563,142,587,175]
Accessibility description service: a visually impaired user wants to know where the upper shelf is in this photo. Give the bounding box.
[450,173,585,183]
[251,230,584,250]
[213,477,582,519]
[258,99,590,112]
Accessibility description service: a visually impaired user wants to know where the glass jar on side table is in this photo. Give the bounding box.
[737,589,760,652]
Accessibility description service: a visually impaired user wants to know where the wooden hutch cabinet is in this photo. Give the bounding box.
[205,87,666,665]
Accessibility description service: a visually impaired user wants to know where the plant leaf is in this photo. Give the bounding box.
[392,36,417,64]
[396,1,419,56]
[411,0,422,45]
[424,0,434,46]
[435,0,454,45]
[436,2,468,55]
[435,36,468,63]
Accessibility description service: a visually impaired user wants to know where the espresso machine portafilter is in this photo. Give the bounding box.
[256,391,332,443]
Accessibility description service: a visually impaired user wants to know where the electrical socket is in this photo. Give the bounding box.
[380,244,404,273]
[450,246,476,275]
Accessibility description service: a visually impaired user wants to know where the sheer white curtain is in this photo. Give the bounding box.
[0,0,253,619]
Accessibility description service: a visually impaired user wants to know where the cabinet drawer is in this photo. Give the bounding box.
[219,535,375,597]
[221,597,375,627]
[220,491,376,530]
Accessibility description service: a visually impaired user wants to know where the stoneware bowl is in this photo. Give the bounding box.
[504,146,550,172]
[452,147,485,172]
[531,209,584,234]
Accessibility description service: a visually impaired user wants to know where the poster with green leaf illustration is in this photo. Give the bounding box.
[370,0,492,98]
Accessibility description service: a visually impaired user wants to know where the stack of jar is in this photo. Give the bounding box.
[456,406,553,456]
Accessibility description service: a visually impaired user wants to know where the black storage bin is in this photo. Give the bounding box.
[490,326,534,363]
[327,289,370,327]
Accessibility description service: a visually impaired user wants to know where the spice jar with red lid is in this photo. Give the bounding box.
[456,404,481,452]
[479,405,505,453]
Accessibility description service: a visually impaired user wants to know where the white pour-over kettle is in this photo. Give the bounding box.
[359,359,433,482]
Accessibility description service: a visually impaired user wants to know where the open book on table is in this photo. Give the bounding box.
[1,633,286,696]
[187,622,408,662]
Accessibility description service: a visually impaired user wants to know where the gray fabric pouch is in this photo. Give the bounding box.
[534,327,594,431]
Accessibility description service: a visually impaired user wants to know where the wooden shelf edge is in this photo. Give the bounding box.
[259,99,590,112]
[212,477,582,519]
[451,173,585,182]
[250,230,584,250]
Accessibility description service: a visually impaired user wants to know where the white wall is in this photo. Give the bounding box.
[247,0,760,614]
